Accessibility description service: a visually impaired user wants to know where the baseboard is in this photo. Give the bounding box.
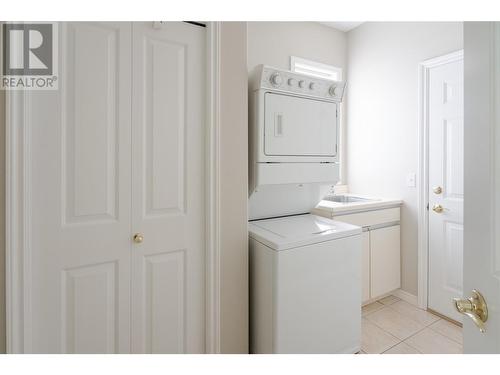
[362,291,394,306]
[393,289,419,306]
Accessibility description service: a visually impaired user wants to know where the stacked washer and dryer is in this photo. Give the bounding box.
[248,65,362,354]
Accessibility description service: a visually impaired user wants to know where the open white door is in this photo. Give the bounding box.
[461,22,500,353]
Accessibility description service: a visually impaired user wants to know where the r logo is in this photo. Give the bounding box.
[3,23,53,75]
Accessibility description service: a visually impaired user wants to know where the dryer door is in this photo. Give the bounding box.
[264,92,338,157]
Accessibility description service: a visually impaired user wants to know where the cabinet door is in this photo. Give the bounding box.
[362,231,370,303]
[370,225,401,298]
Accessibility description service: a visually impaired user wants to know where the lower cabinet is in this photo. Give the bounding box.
[313,206,401,304]
[369,225,401,300]
[329,207,401,304]
[361,232,371,302]
[360,225,401,303]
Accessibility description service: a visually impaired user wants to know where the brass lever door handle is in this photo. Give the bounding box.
[432,204,444,213]
[453,290,488,333]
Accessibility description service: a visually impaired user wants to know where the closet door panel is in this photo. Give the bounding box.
[131,22,206,354]
[27,22,132,353]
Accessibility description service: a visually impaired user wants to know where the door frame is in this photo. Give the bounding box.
[417,49,464,309]
[4,21,223,353]
[204,21,222,354]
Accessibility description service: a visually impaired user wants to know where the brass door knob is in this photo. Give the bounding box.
[433,186,442,194]
[454,290,488,333]
[432,204,444,213]
[133,233,144,243]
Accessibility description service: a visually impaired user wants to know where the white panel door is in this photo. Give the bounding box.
[130,22,206,353]
[264,93,337,157]
[28,22,132,353]
[428,57,464,322]
[462,22,500,353]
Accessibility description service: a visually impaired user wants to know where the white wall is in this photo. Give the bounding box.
[247,22,347,73]
[219,22,248,353]
[346,22,463,295]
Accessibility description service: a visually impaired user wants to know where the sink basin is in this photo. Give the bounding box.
[323,195,375,204]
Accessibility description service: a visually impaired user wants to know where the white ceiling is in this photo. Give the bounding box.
[319,22,364,32]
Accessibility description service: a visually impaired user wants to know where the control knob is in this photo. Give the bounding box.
[270,72,283,87]
[309,82,317,90]
[298,80,306,88]
[329,85,337,96]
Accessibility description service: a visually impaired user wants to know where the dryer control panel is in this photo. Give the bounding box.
[251,65,346,102]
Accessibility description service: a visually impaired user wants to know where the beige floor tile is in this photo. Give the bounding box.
[361,318,400,354]
[404,328,462,354]
[365,307,425,340]
[378,295,401,305]
[362,301,384,316]
[389,301,440,326]
[383,342,421,354]
[429,319,463,344]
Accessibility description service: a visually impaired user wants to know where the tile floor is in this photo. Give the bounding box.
[360,295,463,354]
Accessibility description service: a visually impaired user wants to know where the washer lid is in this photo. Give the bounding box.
[248,214,361,251]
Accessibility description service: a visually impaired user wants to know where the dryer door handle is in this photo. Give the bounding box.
[274,113,284,137]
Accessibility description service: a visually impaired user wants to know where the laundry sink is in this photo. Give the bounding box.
[323,195,375,204]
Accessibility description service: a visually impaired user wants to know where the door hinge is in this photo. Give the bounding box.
[426,203,429,211]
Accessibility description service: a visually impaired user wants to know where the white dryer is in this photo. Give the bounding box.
[248,65,346,220]
[249,214,362,354]
[248,66,361,354]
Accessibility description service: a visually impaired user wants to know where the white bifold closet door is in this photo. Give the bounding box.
[25,21,205,353]
[130,22,205,354]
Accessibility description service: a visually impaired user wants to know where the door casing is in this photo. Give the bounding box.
[417,49,464,310]
[5,21,223,354]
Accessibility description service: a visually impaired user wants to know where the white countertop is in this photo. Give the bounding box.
[313,193,403,215]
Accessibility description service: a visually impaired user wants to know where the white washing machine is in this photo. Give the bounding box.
[249,214,362,354]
